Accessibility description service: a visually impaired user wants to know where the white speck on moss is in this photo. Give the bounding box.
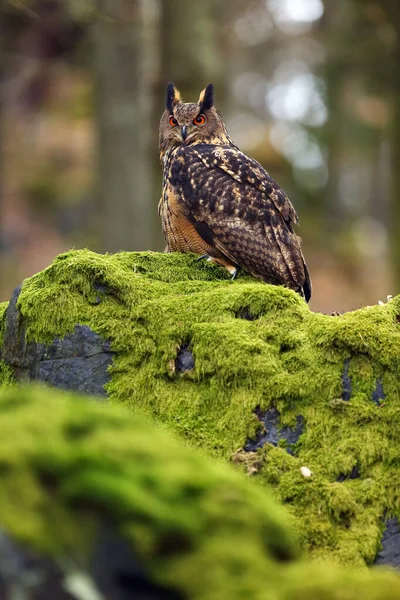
[300,466,312,478]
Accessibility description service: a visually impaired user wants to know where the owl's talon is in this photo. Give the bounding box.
[197,254,239,279]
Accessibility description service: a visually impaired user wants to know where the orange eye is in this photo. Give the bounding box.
[169,116,178,127]
[193,114,206,126]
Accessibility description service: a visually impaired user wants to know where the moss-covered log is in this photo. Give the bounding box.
[1,250,400,566]
[0,385,400,599]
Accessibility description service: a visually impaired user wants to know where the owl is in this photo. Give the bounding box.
[158,82,312,302]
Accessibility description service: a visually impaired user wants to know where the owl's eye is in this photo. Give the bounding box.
[193,114,206,126]
[169,116,178,127]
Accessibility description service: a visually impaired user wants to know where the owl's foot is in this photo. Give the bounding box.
[196,254,211,262]
[230,267,238,280]
[196,254,238,280]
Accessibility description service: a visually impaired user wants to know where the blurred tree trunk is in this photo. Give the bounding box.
[391,56,400,287]
[0,3,10,284]
[0,3,8,242]
[160,1,227,111]
[319,0,349,227]
[93,0,160,253]
[381,2,400,287]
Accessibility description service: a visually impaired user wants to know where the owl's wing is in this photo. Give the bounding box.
[175,144,311,298]
[194,144,299,227]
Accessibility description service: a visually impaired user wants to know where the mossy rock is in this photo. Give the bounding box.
[0,300,15,389]
[1,250,400,566]
[1,384,400,599]
[0,301,8,347]
[0,361,14,388]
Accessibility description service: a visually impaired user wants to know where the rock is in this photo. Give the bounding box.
[36,351,112,397]
[91,526,185,600]
[2,287,113,397]
[175,343,195,373]
[372,380,386,406]
[374,518,400,568]
[244,407,304,454]
[1,250,400,567]
[0,385,400,599]
[341,358,352,401]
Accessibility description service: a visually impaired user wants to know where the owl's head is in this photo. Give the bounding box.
[159,83,231,157]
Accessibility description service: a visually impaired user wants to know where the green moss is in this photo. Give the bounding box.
[0,302,14,388]
[0,301,8,348]
[11,249,400,565]
[0,361,14,388]
[1,384,400,599]
[0,384,293,594]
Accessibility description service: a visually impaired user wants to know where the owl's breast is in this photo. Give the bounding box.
[160,156,215,256]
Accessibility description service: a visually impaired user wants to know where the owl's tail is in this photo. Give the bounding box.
[302,263,312,303]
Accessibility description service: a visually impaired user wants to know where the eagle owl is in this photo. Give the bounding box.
[158,82,312,301]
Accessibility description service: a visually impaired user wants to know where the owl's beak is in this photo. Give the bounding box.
[181,125,188,141]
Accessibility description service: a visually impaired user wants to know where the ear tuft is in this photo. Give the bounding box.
[166,82,181,112]
[198,84,214,111]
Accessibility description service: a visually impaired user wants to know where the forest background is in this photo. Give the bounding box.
[1,0,399,314]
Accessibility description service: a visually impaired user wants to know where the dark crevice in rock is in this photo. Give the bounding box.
[175,343,194,373]
[372,380,385,406]
[93,280,111,304]
[341,358,352,401]
[280,343,293,353]
[136,317,148,327]
[374,517,400,568]
[337,465,360,482]
[92,526,185,600]
[234,307,257,321]
[93,280,110,295]
[93,279,125,305]
[244,407,304,454]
